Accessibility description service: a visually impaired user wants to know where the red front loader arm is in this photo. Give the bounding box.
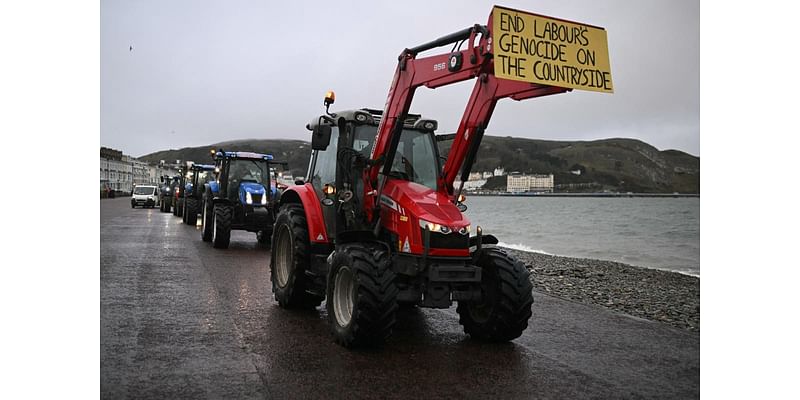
[366,10,570,221]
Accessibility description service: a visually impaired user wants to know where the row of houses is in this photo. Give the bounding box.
[100,147,179,195]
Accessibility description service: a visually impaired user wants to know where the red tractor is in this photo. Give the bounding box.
[271,8,573,347]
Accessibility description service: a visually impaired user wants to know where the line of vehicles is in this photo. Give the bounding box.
[127,6,608,349]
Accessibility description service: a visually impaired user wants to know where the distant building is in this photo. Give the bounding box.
[482,171,494,179]
[506,173,554,193]
[463,179,487,191]
[529,174,554,192]
[493,167,505,177]
[468,172,482,181]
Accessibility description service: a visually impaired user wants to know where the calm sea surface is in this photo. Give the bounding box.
[464,196,700,276]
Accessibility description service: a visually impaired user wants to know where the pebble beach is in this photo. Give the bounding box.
[505,248,700,332]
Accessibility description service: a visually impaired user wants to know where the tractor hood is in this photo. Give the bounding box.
[381,179,470,229]
[238,182,266,204]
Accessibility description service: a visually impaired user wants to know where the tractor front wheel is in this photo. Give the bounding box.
[270,204,323,309]
[201,197,213,242]
[456,248,534,342]
[185,198,198,226]
[327,243,398,348]
[212,204,232,249]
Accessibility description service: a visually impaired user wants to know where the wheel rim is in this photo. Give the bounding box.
[333,266,355,327]
[212,208,217,242]
[203,201,209,231]
[274,226,292,287]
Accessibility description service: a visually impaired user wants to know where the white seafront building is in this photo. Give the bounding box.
[506,173,554,193]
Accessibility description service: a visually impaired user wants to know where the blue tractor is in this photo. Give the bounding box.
[200,150,285,249]
[159,175,180,213]
[183,163,216,226]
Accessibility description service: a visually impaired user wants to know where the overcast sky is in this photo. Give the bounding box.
[100,0,699,157]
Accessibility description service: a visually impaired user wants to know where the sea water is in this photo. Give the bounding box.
[464,196,700,276]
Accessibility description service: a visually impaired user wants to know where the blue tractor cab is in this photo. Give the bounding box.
[200,149,287,248]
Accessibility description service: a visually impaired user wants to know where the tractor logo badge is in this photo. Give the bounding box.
[402,237,410,252]
[316,234,324,241]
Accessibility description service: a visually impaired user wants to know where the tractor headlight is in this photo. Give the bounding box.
[419,219,451,234]
[261,193,267,205]
[246,192,253,205]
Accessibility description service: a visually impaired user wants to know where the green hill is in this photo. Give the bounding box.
[140,136,699,193]
[138,139,312,178]
[447,136,700,193]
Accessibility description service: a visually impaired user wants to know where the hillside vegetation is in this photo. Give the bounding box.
[140,136,699,193]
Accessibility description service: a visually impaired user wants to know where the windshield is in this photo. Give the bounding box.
[228,159,270,187]
[353,126,439,190]
[133,186,155,195]
[196,170,213,185]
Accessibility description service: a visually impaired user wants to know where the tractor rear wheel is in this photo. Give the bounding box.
[185,198,198,226]
[270,204,323,309]
[177,199,184,218]
[212,204,232,249]
[456,248,534,342]
[327,243,398,348]
[201,197,213,242]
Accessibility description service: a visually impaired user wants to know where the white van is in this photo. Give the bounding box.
[131,185,158,208]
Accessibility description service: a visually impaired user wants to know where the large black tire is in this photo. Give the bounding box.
[270,204,323,309]
[177,198,184,218]
[327,243,398,348]
[172,199,178,216]
[456,248,534,342]
[201,197,213,242]
[131,201,136,208]
[212,204,232,249]
[185,198,198,226]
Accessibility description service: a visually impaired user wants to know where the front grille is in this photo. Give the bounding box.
[422,229,469,249]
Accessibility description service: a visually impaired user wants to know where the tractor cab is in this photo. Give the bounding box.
[306,108,470,254]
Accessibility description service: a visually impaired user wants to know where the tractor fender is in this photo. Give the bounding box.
[203,184,232,206]
[208,181,220,195]
[279,184,329,245]
[185,182,194,196]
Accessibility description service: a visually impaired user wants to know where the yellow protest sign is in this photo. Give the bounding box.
[492,6,613,93]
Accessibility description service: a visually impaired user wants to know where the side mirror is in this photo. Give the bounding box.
[457,203,467,212]
[312,124,332,150]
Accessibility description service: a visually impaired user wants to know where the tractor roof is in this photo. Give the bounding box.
[306,108,438,132]
[191,163,216,171]
[214,150,273,161]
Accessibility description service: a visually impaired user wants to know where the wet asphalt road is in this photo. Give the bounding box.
[100,198,699,399]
